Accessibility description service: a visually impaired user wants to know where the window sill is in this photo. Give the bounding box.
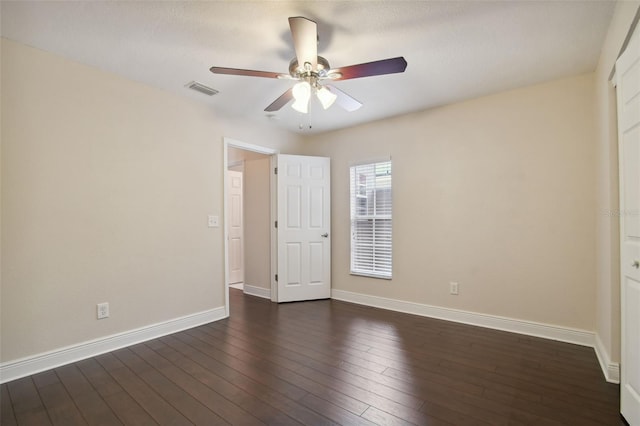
[350,272,392,280]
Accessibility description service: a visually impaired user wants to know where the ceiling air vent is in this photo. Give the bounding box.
[186,81,219,96]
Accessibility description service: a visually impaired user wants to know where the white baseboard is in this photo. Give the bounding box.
[331,289,595,347]
[0,306,227,384]
[243,284,271,300]
[594,333,620,383]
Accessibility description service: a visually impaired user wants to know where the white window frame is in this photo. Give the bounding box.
[349,160,392,279]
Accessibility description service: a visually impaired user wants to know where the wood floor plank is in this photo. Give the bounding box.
[156,336,339,426]
[262,296,616,426]
[96,354,192,426]
[179,330,372,419]
[200,324,444,422]
[212,319,481,406]
[131,342,298,425]
[198,325,460,424]
[297,393,380,426]
[119,345,265,425]
[55,364,124,426]
[31,371,60,389]
[202,312,506,425]
[4,288,623,425]
[185,328,375,415]
[360,406,426,426]
[36,382,87,426]
[75,358,158,425]
[102,392,159,426]
[113,348,233,426]
[1,383,18,426]
[6,377,52,426]
[75,358,126,398]
[482,387,614,426]
[168,332,313,404]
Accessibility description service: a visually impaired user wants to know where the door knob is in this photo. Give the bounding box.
[633,260,640,269]
[321,233,329,238]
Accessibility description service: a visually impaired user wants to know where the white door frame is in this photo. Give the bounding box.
[223,137,278,316]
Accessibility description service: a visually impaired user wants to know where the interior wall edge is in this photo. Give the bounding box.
[594,332,621,383]
[0,306,227,384]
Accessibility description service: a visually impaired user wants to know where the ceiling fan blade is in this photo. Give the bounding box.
[210,66,282,79]
[264,88,294,112]
[331,57,407,80]
[288,17,317,71]
[326,85,362,112]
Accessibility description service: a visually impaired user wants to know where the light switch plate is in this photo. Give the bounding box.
[208,215,219,227]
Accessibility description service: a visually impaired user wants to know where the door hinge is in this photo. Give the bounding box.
[275,220,278,228]
[275,274,278,282]
[274,167,278,175]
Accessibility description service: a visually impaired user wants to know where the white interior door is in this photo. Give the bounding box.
[617,23,640,426]
[227,170,244,284]
[277,154,331,302]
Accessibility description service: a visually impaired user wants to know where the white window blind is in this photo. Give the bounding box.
[350,161,392,279]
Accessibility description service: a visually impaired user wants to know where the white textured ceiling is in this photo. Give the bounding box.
[1,1,615,134]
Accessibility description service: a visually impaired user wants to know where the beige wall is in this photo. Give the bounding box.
[243,157,271,290]
[303,73,597,330]
[594,1,640,364]
[0,38,300,363]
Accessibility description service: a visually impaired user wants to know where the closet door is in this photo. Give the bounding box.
[616,22,640,426]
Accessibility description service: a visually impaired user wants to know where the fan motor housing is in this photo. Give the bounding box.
[289,56,331,78]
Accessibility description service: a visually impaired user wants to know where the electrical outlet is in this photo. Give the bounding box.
[97,302,109,319]
[450,282,459,295]
[208,215,219,228]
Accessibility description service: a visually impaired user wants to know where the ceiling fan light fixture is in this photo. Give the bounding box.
[291,81,311,113]
[316,85,337,110]
[211,17,408,117]
[291,98,309,114]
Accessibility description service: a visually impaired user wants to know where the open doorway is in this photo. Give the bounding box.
[223,138,277,315]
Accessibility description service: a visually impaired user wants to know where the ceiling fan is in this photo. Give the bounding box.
[210,17,407,114]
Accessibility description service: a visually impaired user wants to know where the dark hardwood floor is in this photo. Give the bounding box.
[2,288,623,425]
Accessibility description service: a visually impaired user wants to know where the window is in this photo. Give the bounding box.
[350,160,392,279]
